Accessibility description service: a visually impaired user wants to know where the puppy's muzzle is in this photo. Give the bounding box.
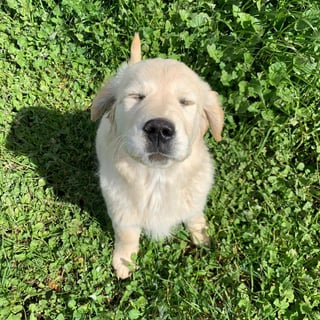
[143,118,175,158]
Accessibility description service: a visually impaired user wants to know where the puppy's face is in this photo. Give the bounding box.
[92,59,224,168]
[115,59,210,167]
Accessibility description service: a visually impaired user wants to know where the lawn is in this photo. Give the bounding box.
[1,0,319,319]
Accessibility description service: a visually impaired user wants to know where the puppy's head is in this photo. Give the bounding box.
[92,34,224,168]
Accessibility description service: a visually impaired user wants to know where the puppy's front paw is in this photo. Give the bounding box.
[186,214,210,247]
[190,228,210,247]
[113,259,131,279]
[112,251,135,279]
[112,227,140,279]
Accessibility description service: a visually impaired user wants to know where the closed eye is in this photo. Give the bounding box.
[129,93,145,101]
[179,98,194,106]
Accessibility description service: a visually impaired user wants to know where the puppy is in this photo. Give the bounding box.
[91,33,224,279]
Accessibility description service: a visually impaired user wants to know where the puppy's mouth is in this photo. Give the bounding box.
[128,150,172,167]
[148,152,170,163]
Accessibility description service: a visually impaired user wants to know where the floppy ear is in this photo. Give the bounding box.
[91,33,141,121]
[203,91,224,141]
[91,78,117,121]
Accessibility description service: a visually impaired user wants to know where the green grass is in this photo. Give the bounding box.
[1,0,319,319]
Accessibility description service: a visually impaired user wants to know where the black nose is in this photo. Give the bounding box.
[143,118,175,146]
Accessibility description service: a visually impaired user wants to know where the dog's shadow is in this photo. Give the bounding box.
[6,106,110,230]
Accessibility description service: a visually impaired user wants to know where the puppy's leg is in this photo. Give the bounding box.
[112,225,141,279]
[185,214,210,246]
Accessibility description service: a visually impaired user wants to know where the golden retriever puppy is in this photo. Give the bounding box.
[91,33,224,279]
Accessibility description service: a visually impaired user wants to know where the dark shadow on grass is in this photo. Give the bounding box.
[6,105,111,231]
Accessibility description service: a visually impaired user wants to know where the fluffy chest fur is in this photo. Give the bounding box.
[96,117,213,238]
